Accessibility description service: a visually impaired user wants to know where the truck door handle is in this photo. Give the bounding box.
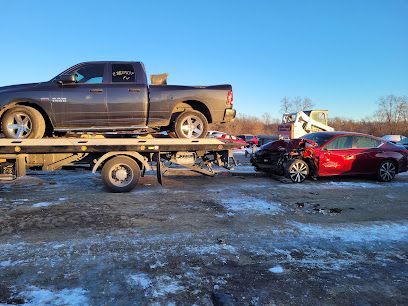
[89,89,103,93]
[129,88,141,93]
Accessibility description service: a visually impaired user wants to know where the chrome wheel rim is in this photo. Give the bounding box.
[289,161,308,183]
[180,115,204,138]
[379,161,396,181]
[6,112,32,138]
[108,164,133,187]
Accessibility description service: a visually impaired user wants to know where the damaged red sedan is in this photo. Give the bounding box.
[251,132,408,183]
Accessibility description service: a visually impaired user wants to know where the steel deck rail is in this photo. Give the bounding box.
[0,138,233,154]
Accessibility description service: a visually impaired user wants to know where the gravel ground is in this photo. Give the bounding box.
[0,153,407,305]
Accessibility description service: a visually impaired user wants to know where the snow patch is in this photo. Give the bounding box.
[187,244,236,255]
[32,201,54,208]
[282,180,408,189]
[18,286,89,306]
[269,265,284,273]
[152,276,184,297]
[291,221,408,242]
[128,272,152,289]
[221,196,282,214]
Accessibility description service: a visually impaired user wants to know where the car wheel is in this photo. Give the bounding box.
[1,106,46,139]
[174,110,208,139]
[285,159,309,183]
[101,156,140,192]
[377,160,396,182]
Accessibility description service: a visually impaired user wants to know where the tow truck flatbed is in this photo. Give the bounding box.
[0,138,235,192]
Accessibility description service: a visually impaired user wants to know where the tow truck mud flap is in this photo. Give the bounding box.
[0,162,16,181]
[156,153,163,185]
[0,155,26,181]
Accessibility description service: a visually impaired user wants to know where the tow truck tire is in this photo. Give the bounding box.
[1,106,46,139]
[174,110,208,139]
[285,159,309,183]
[101,156,140,192]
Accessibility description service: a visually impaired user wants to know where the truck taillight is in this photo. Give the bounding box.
[227,90,233,106]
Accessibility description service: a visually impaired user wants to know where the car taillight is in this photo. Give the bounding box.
[227,90,233,106]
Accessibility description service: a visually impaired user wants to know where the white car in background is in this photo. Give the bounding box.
[382,135,406,143]
[207,130,227,138]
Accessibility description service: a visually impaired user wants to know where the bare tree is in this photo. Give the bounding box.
[281,96,315,113]
[280,96,292,113]
[376,95,408,134]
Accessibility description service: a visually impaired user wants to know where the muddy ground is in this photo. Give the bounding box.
[0,153,407,305]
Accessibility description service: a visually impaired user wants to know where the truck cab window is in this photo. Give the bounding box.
[112,64,135,83]
[75,64,105,84]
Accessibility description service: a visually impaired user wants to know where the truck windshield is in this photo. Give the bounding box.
[282,113,297,123]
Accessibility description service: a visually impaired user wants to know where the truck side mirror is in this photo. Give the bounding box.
[56,73,76,84]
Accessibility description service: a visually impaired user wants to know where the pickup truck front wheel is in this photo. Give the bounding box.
[174,110,208,139]
[1,106,46,139]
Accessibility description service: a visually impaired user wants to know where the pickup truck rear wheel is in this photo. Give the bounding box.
[1,106,45,139]
[101,156,140,192]
[174,110,208,139]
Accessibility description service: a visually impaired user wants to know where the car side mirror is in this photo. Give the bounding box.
[56,73,76,84]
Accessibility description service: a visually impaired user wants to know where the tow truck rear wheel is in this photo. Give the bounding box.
[101,156,140,192]
[174,110,208,139]
[285,159,309,183]
[1,106,45,139]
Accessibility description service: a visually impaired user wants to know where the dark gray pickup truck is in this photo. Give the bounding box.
[0,61,235,139]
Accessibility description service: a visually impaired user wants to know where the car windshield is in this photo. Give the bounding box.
[301,133,335,146]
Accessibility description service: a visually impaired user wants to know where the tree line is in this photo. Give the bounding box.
[210,95,408,137]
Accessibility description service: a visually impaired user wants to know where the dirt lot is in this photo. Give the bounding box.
[0,153,408,305]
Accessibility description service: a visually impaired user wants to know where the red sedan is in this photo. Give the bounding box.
[251,131,408,183]
[217,134,248,148]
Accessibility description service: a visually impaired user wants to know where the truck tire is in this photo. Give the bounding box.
[285,159,309,183]
[101,156,140,192]
[1,106,46,139]
[174,110,208,139]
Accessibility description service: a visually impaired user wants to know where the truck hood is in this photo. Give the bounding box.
[0,83,40,94]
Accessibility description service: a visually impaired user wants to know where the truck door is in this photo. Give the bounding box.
[318,136,354,176]
[105,63,148,127]
[55,63,108,128]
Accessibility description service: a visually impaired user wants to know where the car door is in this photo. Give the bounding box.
[318,135,354,176]
[350,136,384,174]
[105,63,149,127]
[53,63,108,128]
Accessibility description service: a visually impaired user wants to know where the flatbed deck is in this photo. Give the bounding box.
[0,137,236,192]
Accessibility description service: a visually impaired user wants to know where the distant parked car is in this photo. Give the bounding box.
[251,131,408,183]
[397,137,408,149]
[237,134,259,145]
[382,135,406,143]
[217,134,247,148]
[257,134,279,146]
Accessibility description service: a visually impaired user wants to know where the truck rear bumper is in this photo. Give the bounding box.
[223,109,236,122]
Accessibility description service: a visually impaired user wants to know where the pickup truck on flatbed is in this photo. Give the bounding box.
[0,61,235,139]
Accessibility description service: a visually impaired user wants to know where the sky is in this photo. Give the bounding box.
[0,0,407,119]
